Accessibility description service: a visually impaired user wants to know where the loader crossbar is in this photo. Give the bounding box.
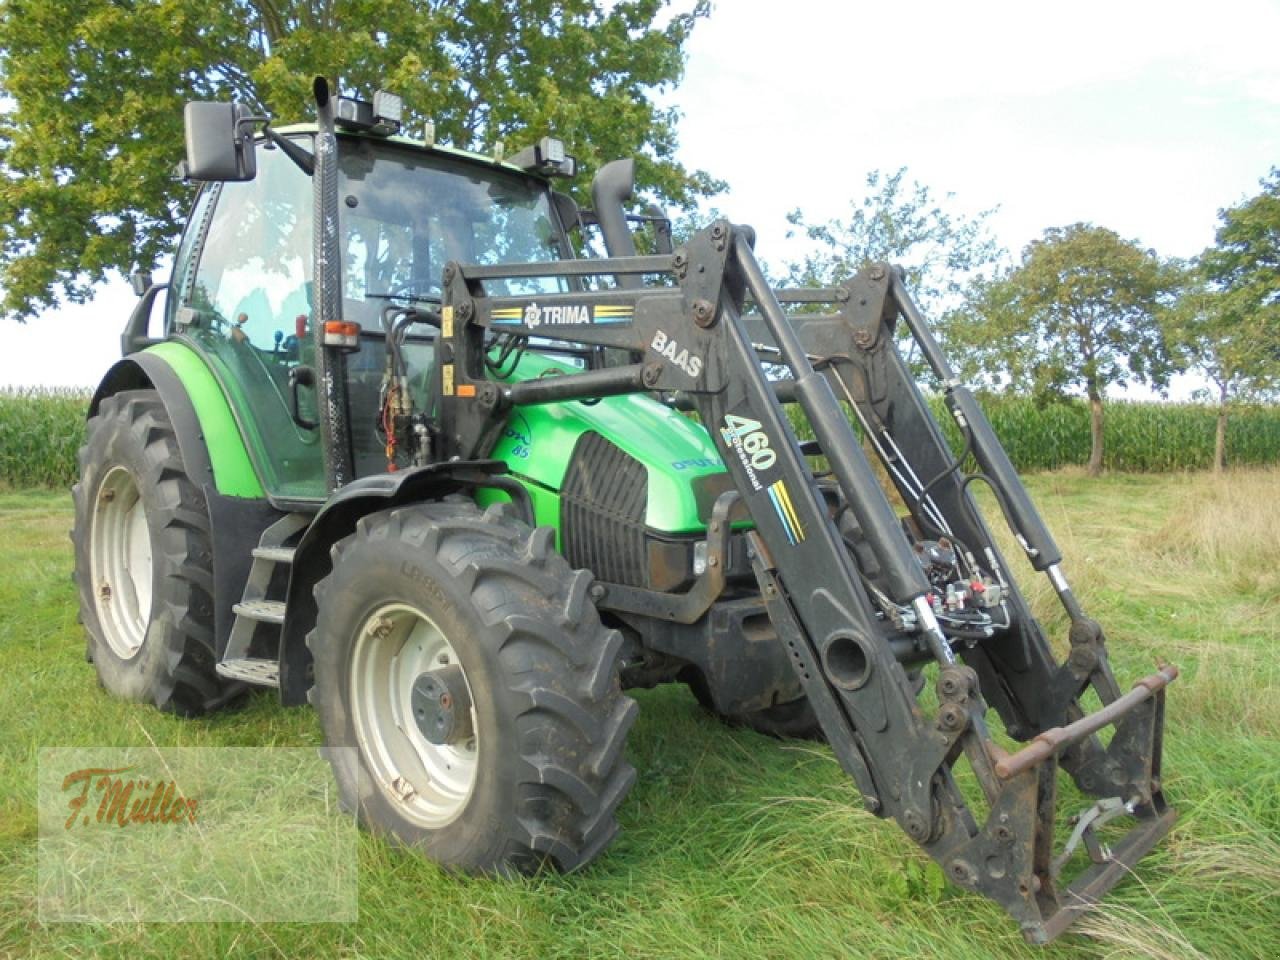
[436,223,1176,942]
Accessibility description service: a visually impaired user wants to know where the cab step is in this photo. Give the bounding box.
[215,657,280,687]
[231,599,286,625]
[251,545,296,564]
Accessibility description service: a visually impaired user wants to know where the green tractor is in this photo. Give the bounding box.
[75,79,1177,941]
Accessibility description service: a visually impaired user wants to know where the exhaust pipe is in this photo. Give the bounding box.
[590,158,641,290]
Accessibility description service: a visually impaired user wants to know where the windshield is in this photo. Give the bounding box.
[338,138,567,328]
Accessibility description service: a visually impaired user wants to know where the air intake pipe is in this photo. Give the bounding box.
[590,158,641,290]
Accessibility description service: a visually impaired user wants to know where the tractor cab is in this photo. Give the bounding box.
[148,99,577,500]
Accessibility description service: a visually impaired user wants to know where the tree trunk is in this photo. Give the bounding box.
[1214,383,1229,473]
[1087,385,1104,477]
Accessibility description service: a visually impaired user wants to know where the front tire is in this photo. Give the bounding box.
[308,501,637,874]
[72,389,241,716]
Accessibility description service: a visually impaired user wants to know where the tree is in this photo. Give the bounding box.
[0,0,721,321]
[1165,269,1278,471]
[948,224,1177,476]
[784,167,1004,319]
[1166,171,1280,470]
[1203,167,1280,335]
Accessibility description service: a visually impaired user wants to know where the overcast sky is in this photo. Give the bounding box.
[3,0,1278,390]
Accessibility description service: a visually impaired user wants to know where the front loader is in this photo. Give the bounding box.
[75,78,1175,943]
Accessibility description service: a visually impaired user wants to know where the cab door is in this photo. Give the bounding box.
[169,142,325,501]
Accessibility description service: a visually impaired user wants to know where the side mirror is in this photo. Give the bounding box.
[551,191,581,234]
[181,102,258,182]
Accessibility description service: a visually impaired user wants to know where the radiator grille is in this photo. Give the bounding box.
[560,432,649,587]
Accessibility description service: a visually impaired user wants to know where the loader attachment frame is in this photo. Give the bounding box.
[435,223,1175,943]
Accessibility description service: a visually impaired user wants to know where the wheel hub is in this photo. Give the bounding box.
[411,664,474,745]
[89,465,153,659]
[349,602,479,828]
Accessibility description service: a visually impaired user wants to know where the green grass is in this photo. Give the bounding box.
[1,472,1278,959]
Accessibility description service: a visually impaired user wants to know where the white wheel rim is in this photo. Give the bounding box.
[89,466,154,659]
[350,603,479,828]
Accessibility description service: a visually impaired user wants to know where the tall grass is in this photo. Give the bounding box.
[0,387,89,488]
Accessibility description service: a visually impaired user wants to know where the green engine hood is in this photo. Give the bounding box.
[488,352,727,534]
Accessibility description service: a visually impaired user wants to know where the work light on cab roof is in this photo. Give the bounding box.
[334,89,402,137]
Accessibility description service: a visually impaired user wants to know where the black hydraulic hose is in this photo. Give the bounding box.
[917,422,974,506]
[891,271,1061,571]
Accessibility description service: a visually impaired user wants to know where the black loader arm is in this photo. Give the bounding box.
[434,223,1176,943]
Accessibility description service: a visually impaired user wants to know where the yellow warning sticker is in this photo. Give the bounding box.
[441,305,454,338]
[442,363,454,396]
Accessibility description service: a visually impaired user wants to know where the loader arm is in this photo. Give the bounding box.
[435,223,1175,943]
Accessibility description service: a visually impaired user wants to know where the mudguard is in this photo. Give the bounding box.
[90,342,264,499]
[276,460,531,704]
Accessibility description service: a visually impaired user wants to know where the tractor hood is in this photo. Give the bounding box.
[488,351,728,534]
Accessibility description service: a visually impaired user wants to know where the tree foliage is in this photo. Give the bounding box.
[0,0,720,320]
[1202,166,1280,335]
[783,167,1003,317]
[946,223,1177,475]
[1164,169,1280,470]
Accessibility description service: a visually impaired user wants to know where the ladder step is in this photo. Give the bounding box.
[232,600,286,625]
[251,546,296,564]
[216,658,280,687]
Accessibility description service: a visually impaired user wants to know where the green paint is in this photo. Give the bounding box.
[489,353,727,534]
[143,342,265,498]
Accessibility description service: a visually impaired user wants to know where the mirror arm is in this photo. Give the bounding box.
[262,124,316,176]
[120,282,169,357]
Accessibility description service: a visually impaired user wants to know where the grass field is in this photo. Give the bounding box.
[1,470,1277,959]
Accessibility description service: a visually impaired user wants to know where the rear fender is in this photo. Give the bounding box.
[90,344,264,499]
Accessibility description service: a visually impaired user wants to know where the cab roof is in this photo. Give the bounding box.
[271,123,537,178]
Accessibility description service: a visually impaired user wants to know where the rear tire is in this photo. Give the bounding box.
[72,389,241,716]
[308,501,637,874]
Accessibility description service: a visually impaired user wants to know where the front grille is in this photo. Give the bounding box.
[560,432,648,587]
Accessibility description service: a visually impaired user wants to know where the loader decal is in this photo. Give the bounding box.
[767,479,805,544]
[720,413,777,491]
[490,302,633,327]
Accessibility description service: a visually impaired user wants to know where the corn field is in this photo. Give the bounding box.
[791,393,1280,473]
[2,387,1280,489]
[934,394,1280,472]
[0,388,90,488]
